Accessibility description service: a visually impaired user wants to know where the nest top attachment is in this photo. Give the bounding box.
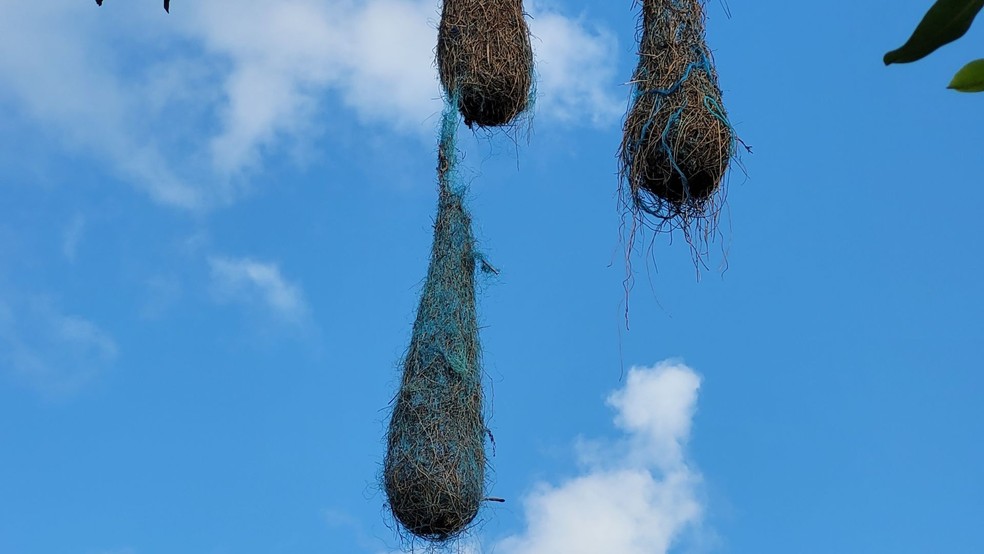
[438,0,534,128]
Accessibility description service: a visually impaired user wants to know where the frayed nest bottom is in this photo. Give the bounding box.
[621,75,732,215]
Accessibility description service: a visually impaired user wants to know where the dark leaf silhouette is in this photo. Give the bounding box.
[884,0,984,64]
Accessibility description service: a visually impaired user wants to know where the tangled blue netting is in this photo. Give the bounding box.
[383,99,488,542]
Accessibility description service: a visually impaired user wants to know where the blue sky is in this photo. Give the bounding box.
[1,1,983,553]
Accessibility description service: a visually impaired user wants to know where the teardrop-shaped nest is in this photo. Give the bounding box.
[437,0,534,128]
[620,0,734,223]
[384,362,485,541]
[384,125,487,543]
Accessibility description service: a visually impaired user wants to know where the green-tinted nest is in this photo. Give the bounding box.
[383,330,485,541]
[437,0,533,128]
[620,0,733,224]
[384,109,487,543]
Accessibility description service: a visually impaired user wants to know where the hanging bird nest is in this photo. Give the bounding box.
[620,0,735,235]
[437,0,534,128]
[384,105,488,543]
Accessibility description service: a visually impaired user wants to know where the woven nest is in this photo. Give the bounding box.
[384,115,487,542]
[437,0,534,128]
[384,347,485,541]
[620,0,733,223]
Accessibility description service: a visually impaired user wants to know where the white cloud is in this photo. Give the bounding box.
[0,296,119,397]
[494,361,704,554]
[187,0,443,174]
[208,256,309,326]
[0,1,621,209]
[607,361,701,469]
[529,7,624,126]
[0,2,205,209]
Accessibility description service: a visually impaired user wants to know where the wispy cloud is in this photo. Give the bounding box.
[494,361,705,554]
[208,256,310,326]
[0,2,205,208]
[189,0,443,174]
[529,6,624,126]
[0,1,622,210]
[0,296,119,397]
[62,214,86,262]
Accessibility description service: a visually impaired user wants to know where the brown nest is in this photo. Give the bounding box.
[437,0,534,128]
[620,0,733,223]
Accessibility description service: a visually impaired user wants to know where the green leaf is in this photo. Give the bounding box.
[884,0,984,65]
[948,58,984,91]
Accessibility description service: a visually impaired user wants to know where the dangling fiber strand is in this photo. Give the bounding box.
[384,101,487,542]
